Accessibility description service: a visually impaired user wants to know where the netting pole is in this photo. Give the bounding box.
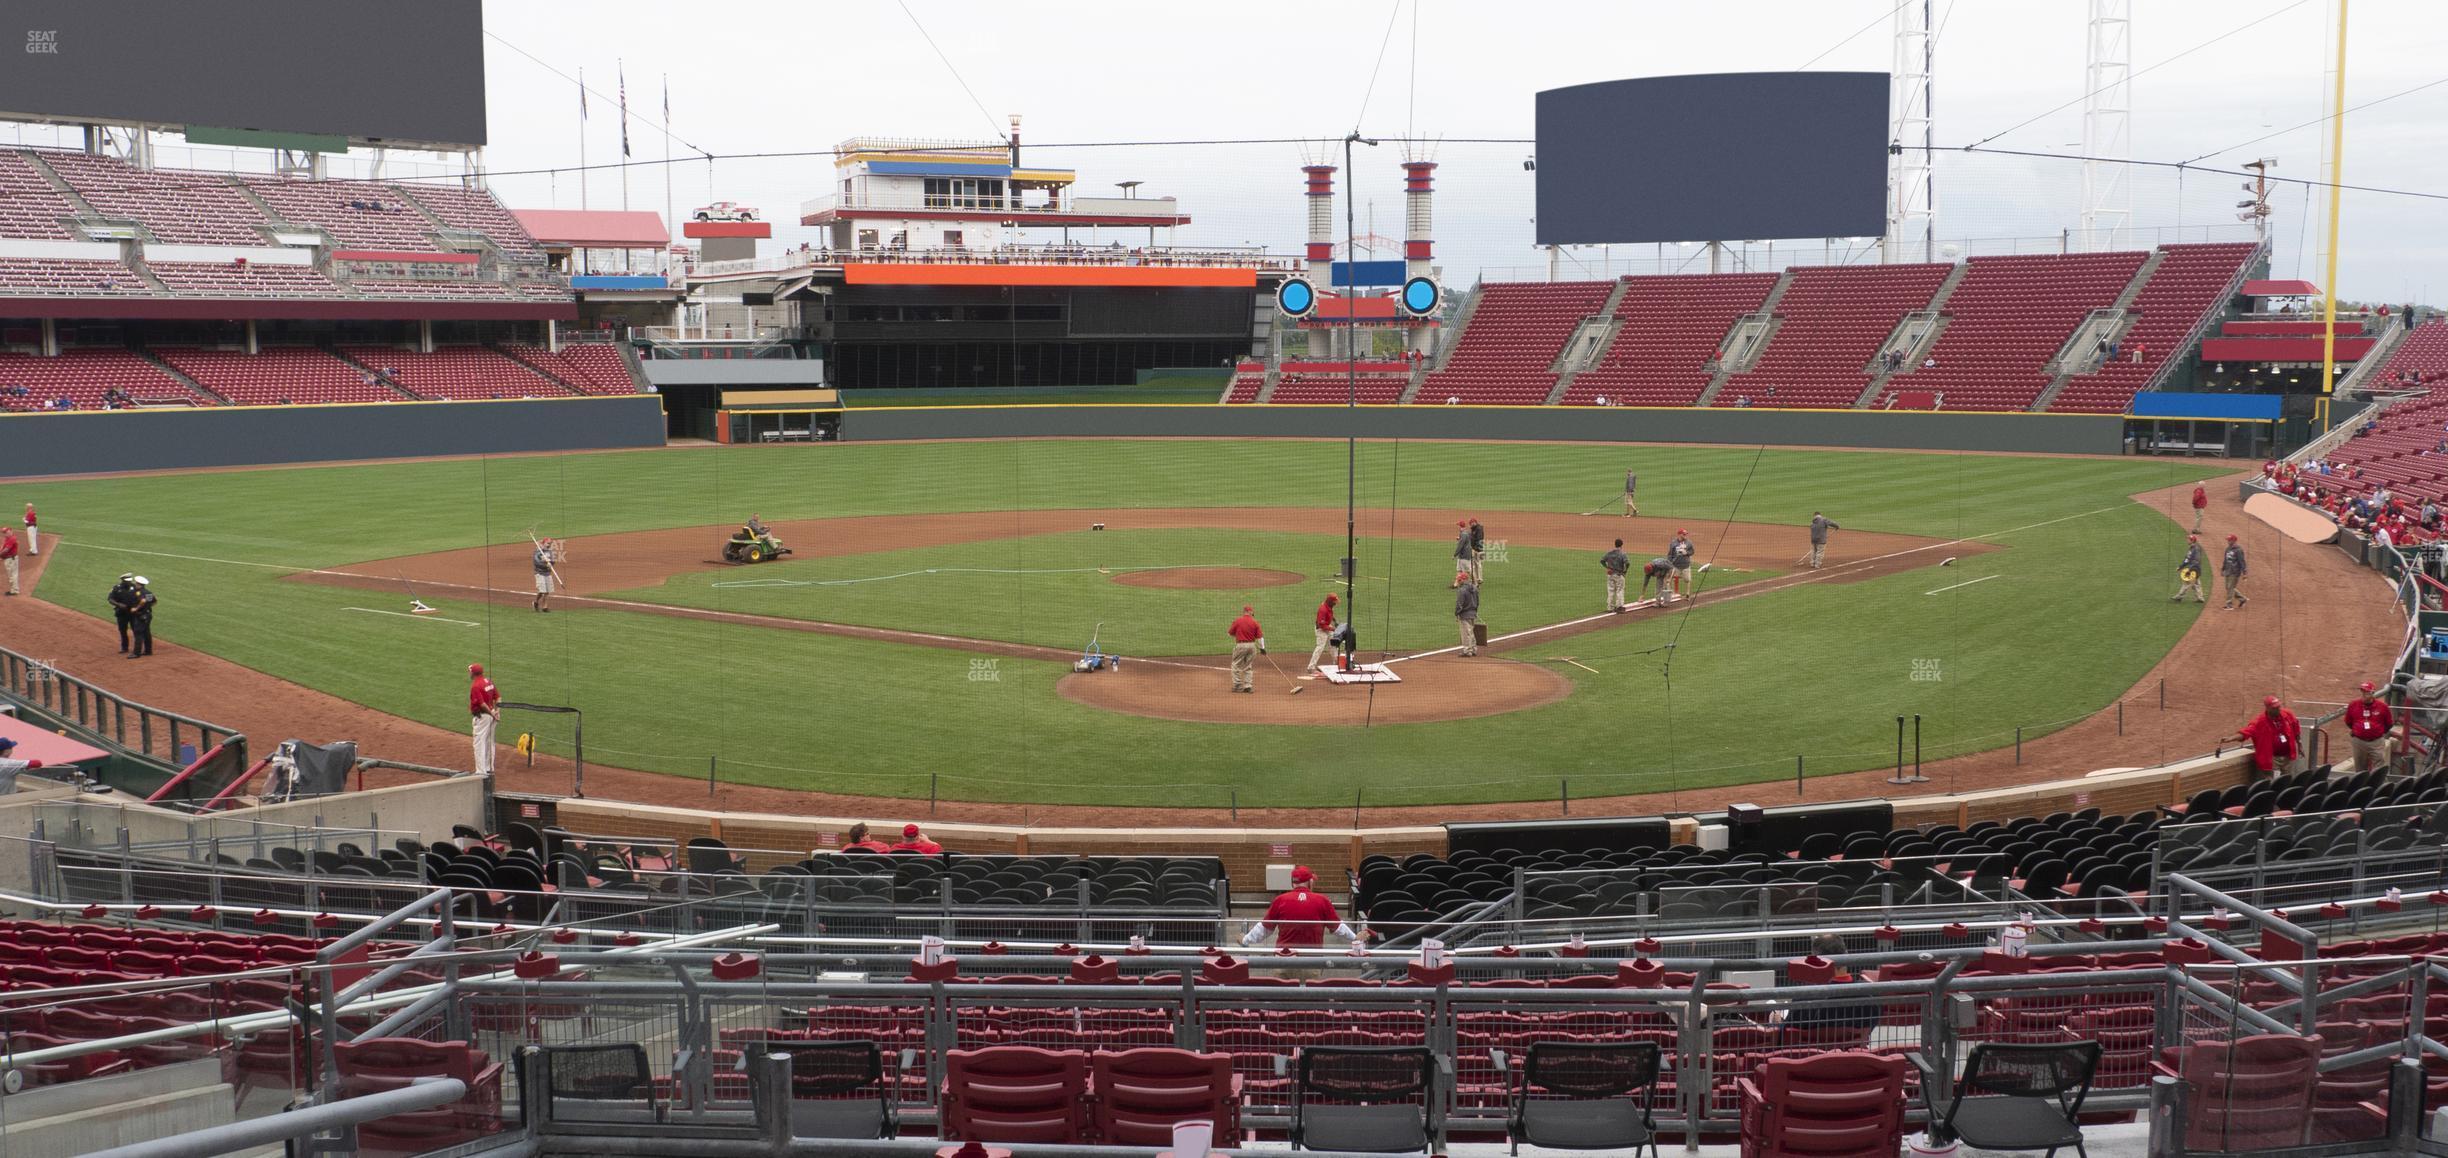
[1559,779,1568,816]
[1795,755,1804,797]
[930,773,938,816]
[2016,726,2024,765]
[707,755,716,799]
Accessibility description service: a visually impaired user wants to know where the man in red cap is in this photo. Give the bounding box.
[2228,696,2301,779]
[890,823,943,855]
[2219,534,2249,610]
[468,663,501,777]
[2172,534,2207,603]
[1244,866,1356,950]
[2190,484,2208,533]
[1227,605,1265,693]
[1306,592,1341,675]
[1665,528,1695,603]
[2346,681,2396,773]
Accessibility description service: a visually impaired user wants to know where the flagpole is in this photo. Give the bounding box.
[619,60,632,274]
[663,74,674,281]
[577,67,588,274]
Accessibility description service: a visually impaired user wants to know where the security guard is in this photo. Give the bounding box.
[127,576,156,658]
[107,573,141,653]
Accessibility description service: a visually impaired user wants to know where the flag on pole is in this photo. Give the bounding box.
[618,62,631,158]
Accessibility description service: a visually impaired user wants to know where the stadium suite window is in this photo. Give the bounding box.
[924,177,1005,210]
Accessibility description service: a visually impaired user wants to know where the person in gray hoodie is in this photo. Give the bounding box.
[1454,578,1481,656]
[1808,512,1840,569]
[2172,534,2208,603]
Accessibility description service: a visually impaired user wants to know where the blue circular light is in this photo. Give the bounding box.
[1401,276,1438,314]
[1277,278,1315,316]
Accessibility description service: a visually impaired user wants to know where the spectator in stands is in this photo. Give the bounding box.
[2423,501,2441,531]
[889,823,943,855]
[2229,696,2303,779]
[838,823,891,854]
[1244,866,1356,951]
[1776,934,1880,1044]
[2106,339,2121,361]
[1921,355,1937,370]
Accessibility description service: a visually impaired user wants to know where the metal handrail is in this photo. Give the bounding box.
[0,643,242,770]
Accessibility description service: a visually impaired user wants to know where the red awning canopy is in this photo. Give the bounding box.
[511,209,671,249]
[2243,278,2320,297]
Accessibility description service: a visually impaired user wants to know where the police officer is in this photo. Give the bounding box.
[107,573,141,653]
[127,576,156,658]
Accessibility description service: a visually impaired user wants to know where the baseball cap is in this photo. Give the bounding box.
[2361,681,2378,693]
[133,575,149,585]
[1290,865,1315,883]
[2188,533,2199,541]
[1676,528,1688,535]
[2226,534,2238,541]
[119,573,133,582]
[1325,594,1337,603]
[2264,696,2283,709]
[903,823,921,837]
[1457,519,1468,527]
[1242,605,1253,613]
[468,663,484,676]
[0,737,14,752]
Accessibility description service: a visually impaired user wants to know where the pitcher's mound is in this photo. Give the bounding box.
[1059,654,1572,725]
[1112,567,1305,590]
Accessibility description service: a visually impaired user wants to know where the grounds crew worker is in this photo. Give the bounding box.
[127,577,156,658]
[1452,520,1474,588]
[1601,539,1632,612]
[2191,484,2209,533]
[2173,534,2208,603]
[1624,469,1639,517]
[468,663,501,776]
[531,538,558,612]
[2227,695,2301,778]
[1467,518,1486,583]
[1227,604,1266,693]
[1244,866,1357,950]
[108,573,140,652]
[1306,593,1340,673]
[2220,533,2249,610]
[1455,577,1481,656]
[1638,557,1673,602]
[0,526,16,596]
[1666,529,1696,603]
[20,502,35,555]
[1808,512,1840,569]
[2346,681,2395,772]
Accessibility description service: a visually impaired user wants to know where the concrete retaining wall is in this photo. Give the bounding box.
[0,395,667,479]
[840,404,2128,455]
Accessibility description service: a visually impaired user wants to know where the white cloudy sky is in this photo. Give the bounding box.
[480,1,2436,300]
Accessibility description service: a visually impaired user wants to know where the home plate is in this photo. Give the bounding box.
[1322,663,1402,685]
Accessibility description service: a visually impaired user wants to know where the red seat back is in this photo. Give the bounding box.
[1739,1051,1909,1158]
[943,1046,1090,1143]
[1092,1047,1238,1147]
[2177,1033,2321,1151]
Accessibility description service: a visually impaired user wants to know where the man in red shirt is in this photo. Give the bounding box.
[837,823,892,854]
[0,526,17,596]
[1244,866,1355,949]
[1227,605,1266,693]
[2345,681,2395,773]
[1305,593,1340,675]
[2228,696,2301,779]
[890,823,943,854]
[21,502,36,556]
[468,663,501,777]
[2190,485,2208,533]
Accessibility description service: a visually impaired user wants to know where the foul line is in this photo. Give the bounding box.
[1925,574,2001,595]
[60,542,305,571]
[712,563,1255,590]
[341,607,480,627]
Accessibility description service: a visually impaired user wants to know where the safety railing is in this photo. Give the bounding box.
[0,642,241,770]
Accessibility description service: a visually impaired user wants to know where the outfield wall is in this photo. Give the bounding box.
[839,404,2129,455]
[0,395,667,479]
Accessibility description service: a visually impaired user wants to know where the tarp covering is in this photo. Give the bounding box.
[288,739,358,799]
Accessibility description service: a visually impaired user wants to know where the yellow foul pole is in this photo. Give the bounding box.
[2318,0,2350,431]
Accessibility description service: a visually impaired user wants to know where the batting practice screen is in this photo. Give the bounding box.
[1533,72,1888,246]
[0,0,486,147]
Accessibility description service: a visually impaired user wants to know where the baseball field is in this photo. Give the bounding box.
[12,437,2238,808]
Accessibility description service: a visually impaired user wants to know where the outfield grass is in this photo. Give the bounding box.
[16,440,2232,806]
